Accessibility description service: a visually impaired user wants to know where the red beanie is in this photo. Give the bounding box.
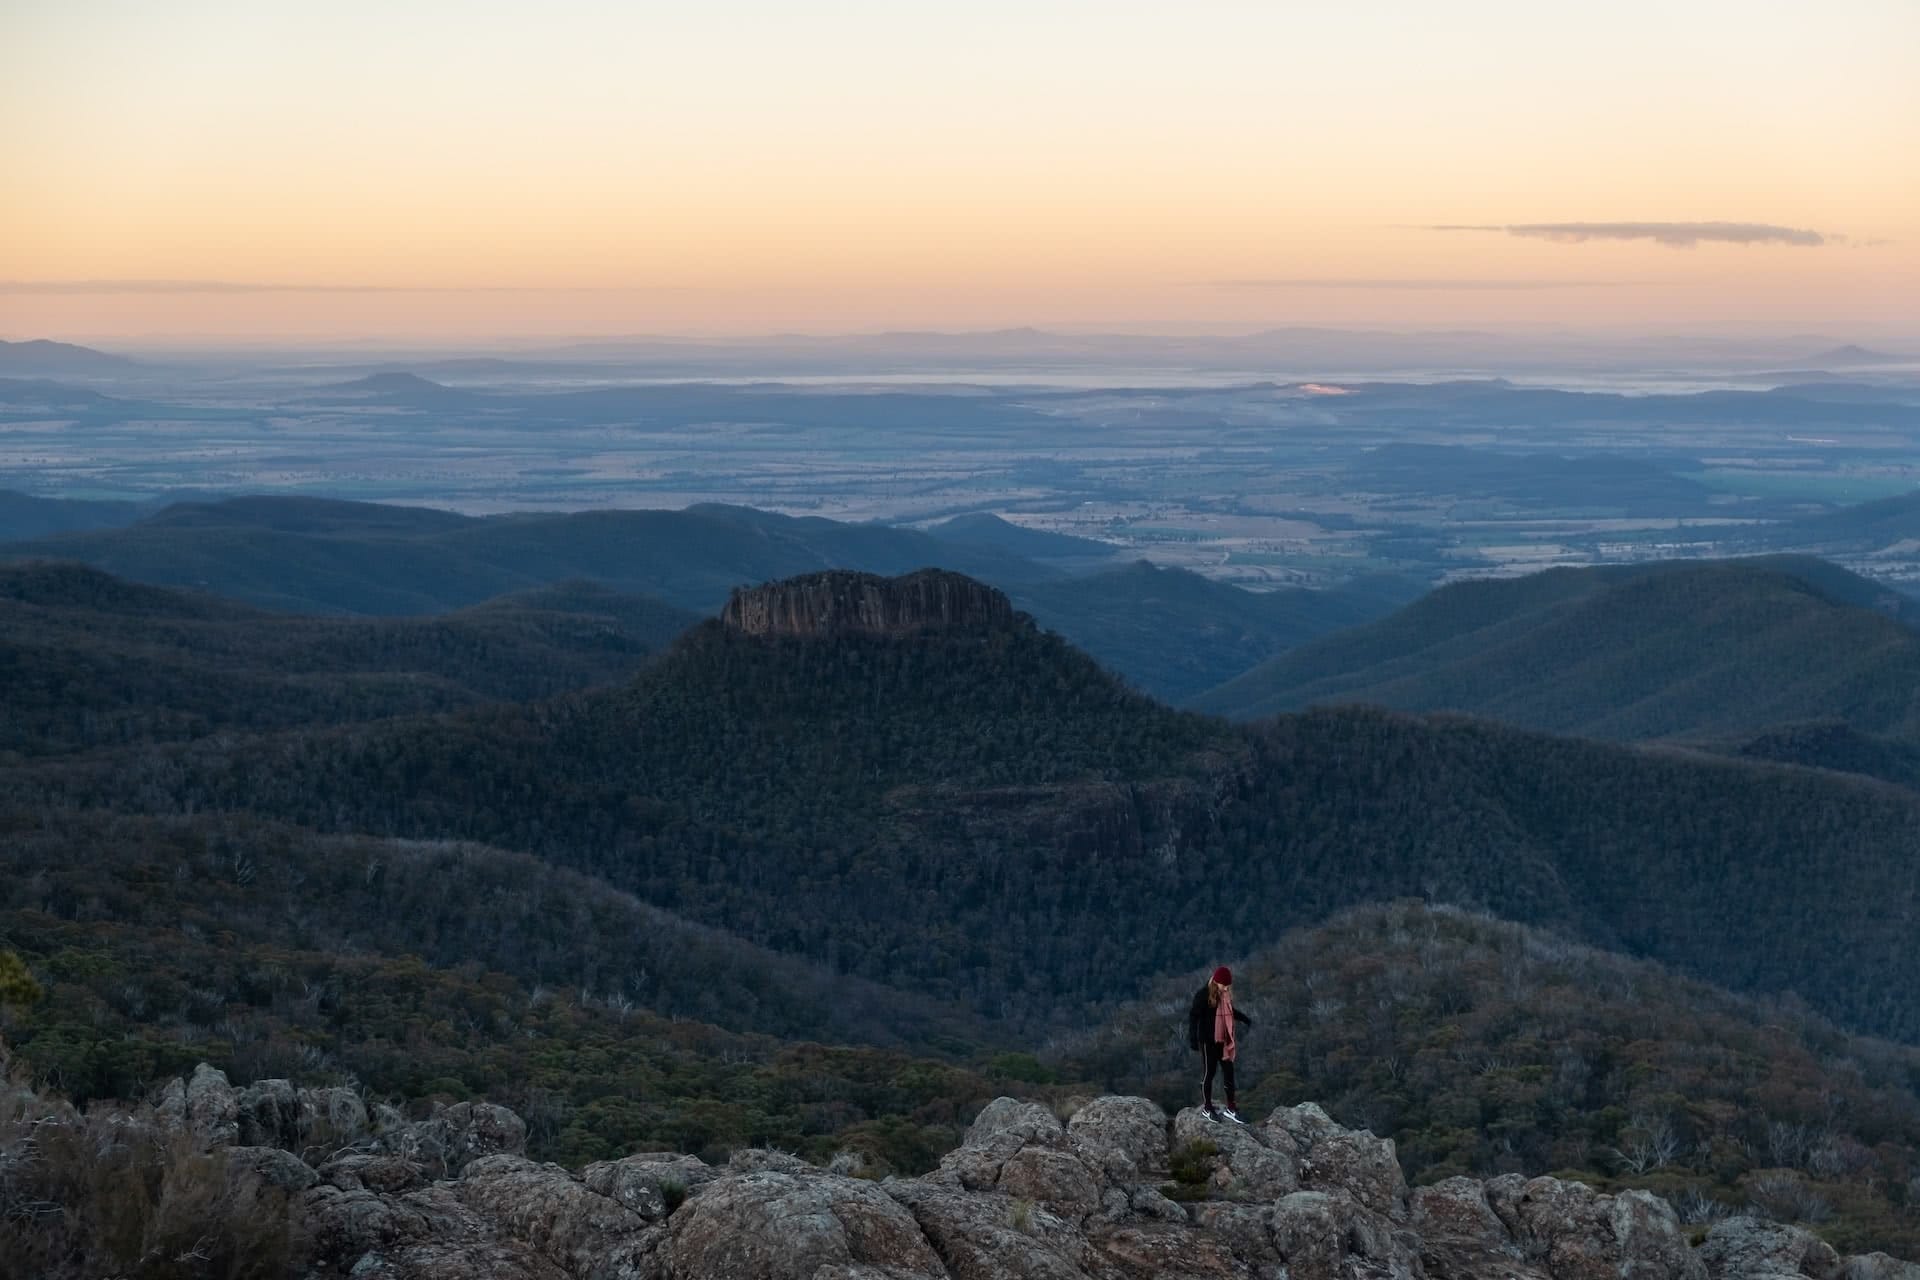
[1211,966,1232,986]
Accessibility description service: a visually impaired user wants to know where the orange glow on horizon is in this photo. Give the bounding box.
[4,0,1916,340]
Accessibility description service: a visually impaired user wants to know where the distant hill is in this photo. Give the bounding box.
[0,338,135,375]
[314,370,486,406]
[1190,558,1920,744]
[922,512,1117,563]
[0,495,1059,614]
[0,561,695,756]
[1800,343,1908,366]
[1012,559,1411,702]
[19,569,1920,1045]
[0,489,147,540]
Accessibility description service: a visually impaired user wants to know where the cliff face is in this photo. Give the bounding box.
[25,1063,1919,1280]
[720,569,1019,638]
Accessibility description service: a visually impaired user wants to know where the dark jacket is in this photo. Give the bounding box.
[1187,986,1252,1050]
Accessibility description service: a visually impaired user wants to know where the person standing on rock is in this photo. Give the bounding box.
[1188,966,1251,1123]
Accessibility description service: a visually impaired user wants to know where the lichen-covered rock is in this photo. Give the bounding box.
[668,1167,945,1280]
[303,1084,373,1152]
[185,1062,239,1148]
[224,1143,319,1192]
[967,1097,1068,1150]
[1089,1222,1250,1278]
[1127,1184,1189,1224]
[458,1154,665,1280]
[1410,1176,1546,1280]
[1487,1175,1704,1280]
[1698,1217,1843,1280]
[1258,1102,1407,1217]
[996,1146,1102,1220]
[1842,1255,1920,1280]
[385,1101,528,1176]
[581,1152,714,1221]
[306,1182,510,1275]
[1267,1188,1421,1280]
[1262,1101,1342,1154]
[95,1079,1920,1280]
[321,1153,432,1195]
[886,1179,1093,1280]
[1066,1096,1169,1186]
[1173,1107,1300,1200]
[1191,1201,1282,1269]
[237,1078,303,1149]
[931,1097,1078,1199]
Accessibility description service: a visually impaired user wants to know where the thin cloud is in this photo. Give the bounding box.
[1424,221,1829,248]
[1205,277,1639,290]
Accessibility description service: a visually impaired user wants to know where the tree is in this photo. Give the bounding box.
[0,950,42,1009]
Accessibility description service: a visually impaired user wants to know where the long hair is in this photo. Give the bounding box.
[1207,978,1224,1008]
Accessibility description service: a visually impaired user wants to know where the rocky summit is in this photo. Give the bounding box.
[81,1064,1920,1279]
[720,568,1018,638]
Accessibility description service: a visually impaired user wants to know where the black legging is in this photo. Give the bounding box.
[1202,1040,1235,1107]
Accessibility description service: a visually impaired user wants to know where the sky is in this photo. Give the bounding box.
[3,0,1917,341]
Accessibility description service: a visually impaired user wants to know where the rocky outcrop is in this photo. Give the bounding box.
[720,569,1018,638]
[115,1069,1920,1280]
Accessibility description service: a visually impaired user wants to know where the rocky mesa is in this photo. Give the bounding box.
[720,569,1018,638]
[20,1063,1919,1280]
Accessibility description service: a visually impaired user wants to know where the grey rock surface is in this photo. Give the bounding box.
[113,1068,1920,1280]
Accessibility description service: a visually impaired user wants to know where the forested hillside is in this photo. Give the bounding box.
[1058,900,1920,1257]
[0,562,695,757]
[1192,559,1920,749]
[14,576,1920,1043]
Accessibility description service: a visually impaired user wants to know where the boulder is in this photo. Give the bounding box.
[581,1152,714,1221]
[931,1096,1087,1205]
[1487,1175,1704,1280]
[302,1084,373,1152]
[236,1078,302,1149]
[996,1146,1102,1220]
[1088,1222,1250,1278]
[184,1062,239,1148]
[1410,1176,1546,1280]
[1842,1256,1920,1280]
[1697,1218,1843,1280]
[1267,1187,1421,1280]
[886,1178,1095,1280]
[458,1154,665,1280]
[223,1144,318,1193]
[668,1167,946,1280]
[321,1153,432,1195]
[385,1101,528,1176]
[1172,1107,1300,1200]
[1066,1096,1169,1186]
[1260,1102,1406,1217]
[966,1097,1068,1150]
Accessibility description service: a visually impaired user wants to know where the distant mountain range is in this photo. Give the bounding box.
[0,338,135,375]
[0,495,1407,700]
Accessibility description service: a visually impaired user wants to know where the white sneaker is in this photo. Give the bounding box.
[1221,1107,1246,1124]
[1202,1105,1221,1122]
